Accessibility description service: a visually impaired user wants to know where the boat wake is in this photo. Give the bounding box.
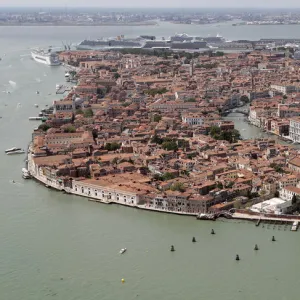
[35,78,42,83]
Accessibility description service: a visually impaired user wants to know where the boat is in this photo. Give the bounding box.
[31,48,61,66]
[291,221,299,231]
[119,248,127,254]
[196,213,216,220]
[29,117,42,120]
[34,104,39,107]
[6,149,25,155]
[22,168,31,179]
[56,84,62,91]
[5,147,21,153]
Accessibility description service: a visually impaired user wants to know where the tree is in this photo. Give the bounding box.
[184,98,196,102]
[240,95,250,103]
[38,123,51,132]
[162,172,175,181]
[162,141,178,151]
[151,135,163,144]
[153,114,162,122]
[170,182,186,192]
[114,73,121,79]
[84,108,94,118]
[75,109,84,115]
[104,142,121,151]
[64,125,76,133]
[216,182,223,189]
[292,194,297,205]
[215,51,224,56]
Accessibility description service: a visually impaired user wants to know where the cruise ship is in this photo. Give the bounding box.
[31,49,61,66]
[75,34,231,52]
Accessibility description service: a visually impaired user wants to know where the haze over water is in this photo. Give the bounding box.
[0,22,299,300]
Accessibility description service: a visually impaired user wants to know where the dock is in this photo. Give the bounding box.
[56,85,72,94]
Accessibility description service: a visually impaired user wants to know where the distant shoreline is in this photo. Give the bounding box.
[0,22,158,27]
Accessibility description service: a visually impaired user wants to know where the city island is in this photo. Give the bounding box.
[26,40,300,228]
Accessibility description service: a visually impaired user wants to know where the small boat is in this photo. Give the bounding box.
[22,168,31,179]
[291,221,299,231]
[5,147,21,153]
[170,245,175,252]
[7,149,25,155]
[36,91,40,95]
[29,117,42,120]
[119,248,127,254]
[34,104,39,107]
[236,254,240,261]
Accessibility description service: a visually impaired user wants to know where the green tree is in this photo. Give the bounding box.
[64,125,76,133]
[151,135,163,144]
[162,141,178,151]
[114,73,121,79]
[162,172,175,181]
[84,108,94,118]
[240,95,250,103]
[104,142,121,151]
[75,109,84,115]
[184,97,196,102]
[38,123,51,132]
[215,51,224,56]
[170,182,186,192]
[153,114,162,122]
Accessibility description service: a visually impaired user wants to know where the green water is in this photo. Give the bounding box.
[0,23,300,300]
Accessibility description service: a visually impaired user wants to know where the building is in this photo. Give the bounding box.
[250,197,292,214]
[182,113,204,126]
[289,117,300,142]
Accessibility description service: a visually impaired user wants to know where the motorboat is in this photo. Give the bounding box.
[34,104,39,107]
[119,248,127,254]
[22,168,31,179]
[5,147,21,153]
[6,149,25,155]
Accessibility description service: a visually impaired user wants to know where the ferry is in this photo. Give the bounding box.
[5,147,21,153]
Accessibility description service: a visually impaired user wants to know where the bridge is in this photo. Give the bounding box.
[215,211,233,219]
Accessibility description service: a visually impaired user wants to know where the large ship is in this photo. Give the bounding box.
[31,49,61,66]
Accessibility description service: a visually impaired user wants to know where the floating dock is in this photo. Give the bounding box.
[56,85,72,94]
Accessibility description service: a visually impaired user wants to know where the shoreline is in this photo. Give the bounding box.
[26,147,198,217]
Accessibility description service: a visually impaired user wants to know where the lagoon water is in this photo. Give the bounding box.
[0,22,299,300]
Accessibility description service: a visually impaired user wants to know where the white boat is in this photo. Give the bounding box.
[291,221,299,231]
[22,168,31,179]
[119,248,127,254]
[31,49,61,66]
[29,117,42,120]
[7,149,25,155]
[56,84,62,90]
[5,147,21,153]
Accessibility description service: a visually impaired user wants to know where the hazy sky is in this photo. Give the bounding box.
[1,0,300,8]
